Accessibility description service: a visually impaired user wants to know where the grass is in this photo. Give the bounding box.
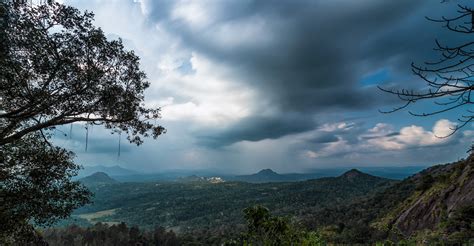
[77,208,118,225]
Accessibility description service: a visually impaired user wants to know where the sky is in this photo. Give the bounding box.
[53,0,473,174]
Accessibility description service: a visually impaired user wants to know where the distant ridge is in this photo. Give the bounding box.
[66,166,394,233]
[257,169,278,175]
[79,172,117,186]
[233,169,286,183]
[335,169,391,185]
[254,169,280,179]
[78,165,137,178]
[232,168,323,183]
[230,167,390,183]
[76,166,425,183]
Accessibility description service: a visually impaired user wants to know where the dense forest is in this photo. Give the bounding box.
[43,223,179,246]
[39,156,473,245]
[66,169,393,233]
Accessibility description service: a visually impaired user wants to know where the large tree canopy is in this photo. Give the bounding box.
[0,2,165,146]
[0,1,164,242]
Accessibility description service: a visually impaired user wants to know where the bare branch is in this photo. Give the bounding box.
[380,4,474,136]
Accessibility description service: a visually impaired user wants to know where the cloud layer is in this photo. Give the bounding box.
[58,0,473,172]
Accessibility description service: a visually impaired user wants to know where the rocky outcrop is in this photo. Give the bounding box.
[391,155,474,236]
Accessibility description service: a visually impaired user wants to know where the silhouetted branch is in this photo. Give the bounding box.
[379,4,474,136]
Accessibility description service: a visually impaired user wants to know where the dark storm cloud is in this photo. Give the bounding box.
[312,122,367,145]
[144,0,459,146]
[197,114,316,147]
[307,133,339,144]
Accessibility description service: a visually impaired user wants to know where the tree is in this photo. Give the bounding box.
[0,2,165,145]
[0,133,91,243]
[0,1,164,242]
[380,3,474,135]
[41,222,180,246]
[225,205,324,246]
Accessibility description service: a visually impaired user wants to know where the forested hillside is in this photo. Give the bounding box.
[303,155,474,244]
[55,170,392,240]
[44,157,474,245]
[78,172,117,186]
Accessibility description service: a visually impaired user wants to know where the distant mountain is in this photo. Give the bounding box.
[78,165,137,178]
[70,169,394,233]
[231,169,324,183]
[229,166,423,183]
[306,166,428,180]
[76,165,425,183]
[79,172,118,186]
[339,168,379,182]
[341,168,363,178]
[235,169,280,182]
[356,166,428,180]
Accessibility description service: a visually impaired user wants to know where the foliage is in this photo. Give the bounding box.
[68,171,393,237]
[225,205,324,246]
[42,222,179,246]
[0,2,164,146]
[416,174,434,191]
[0,1,164,243]
[42,158,473,244]
[303,156,474,244]
[444,205,474,243]
[0,133,91,244]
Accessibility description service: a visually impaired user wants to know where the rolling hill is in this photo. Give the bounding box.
[78,165,137,178]
[50,157,474,244]
[78,172,118,186]
[229,168,324,183]
[66,169,394,235]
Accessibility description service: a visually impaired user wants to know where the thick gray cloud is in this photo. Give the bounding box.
[197,114,316,147]
[139,0,461,146]
[58,0,473,172]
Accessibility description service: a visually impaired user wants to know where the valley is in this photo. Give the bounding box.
[48,156,474,245]
[69,169,394,234]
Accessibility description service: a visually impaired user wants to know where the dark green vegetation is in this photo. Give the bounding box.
[54,169,393,244]
[43,206,323,246]
[43,223,179,246]
[0,2,164,146]
[303,155,474,244]
[46,156,473,245]
[0,1,163,242]
[0,133,90,244]
[226,205,324,246]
